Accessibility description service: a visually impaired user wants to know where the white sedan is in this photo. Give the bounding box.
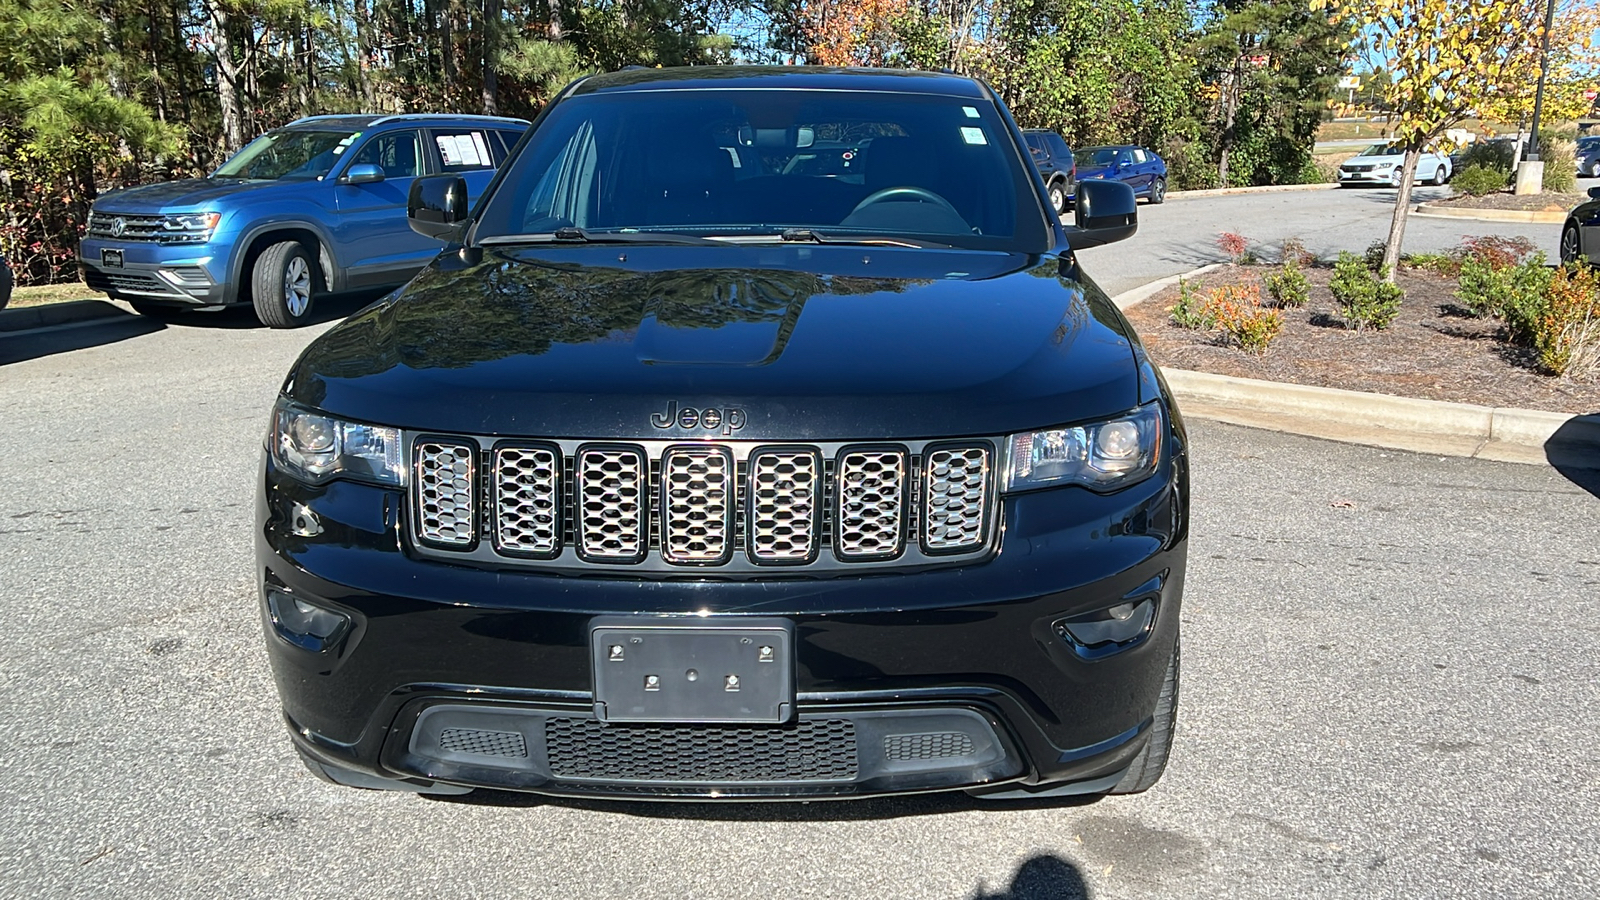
[1337,144,1452,186]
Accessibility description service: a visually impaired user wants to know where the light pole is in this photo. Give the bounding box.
[1527,0,1557,161]
[1516,0,1559,194]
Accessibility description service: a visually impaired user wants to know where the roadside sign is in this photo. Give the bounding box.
[1338,76,1361,90]
[1586,89,1598,101]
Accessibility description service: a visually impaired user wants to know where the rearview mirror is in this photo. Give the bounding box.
[342,163,385,185]
[1063,180,1137,249]
[408,175,470,242]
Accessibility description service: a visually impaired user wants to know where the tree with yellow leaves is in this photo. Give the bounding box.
[1315,0,1600,281]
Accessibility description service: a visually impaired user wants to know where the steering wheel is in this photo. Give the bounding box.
[850,186,960,218]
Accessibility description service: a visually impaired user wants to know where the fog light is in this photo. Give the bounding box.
[1056,598,1155,659]
[267,589,350,651]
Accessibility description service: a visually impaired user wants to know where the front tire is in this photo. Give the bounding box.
[1561,223,1584,266]
[1107,638,1179,795]
[1149,177,1167,205]
[252,240,317,328]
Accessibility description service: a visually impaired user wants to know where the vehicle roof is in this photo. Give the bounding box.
[568,66,991,100]
[279,113,530,131]
[1077,144,1138,152]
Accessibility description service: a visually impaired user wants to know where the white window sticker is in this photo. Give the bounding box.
[471,132,491,166]
[963,106,980,118]
[437,134,487,167]
[960,127,988,145]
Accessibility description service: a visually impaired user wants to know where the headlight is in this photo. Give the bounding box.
[269,399,404,486]
[1004,403,1162,493]
[160,212,221,243]
[1374,162,1394,171]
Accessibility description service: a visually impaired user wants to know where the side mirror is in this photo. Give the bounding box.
[1589,186,1600,200]
[408,175,470,242]
[342,163,385,185]
[1063,180,1137,249]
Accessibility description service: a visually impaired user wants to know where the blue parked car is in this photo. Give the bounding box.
[79,113,529,327]
[1072,145,1168,205]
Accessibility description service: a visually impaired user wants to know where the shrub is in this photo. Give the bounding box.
[1401,251,1461,276]
[1363,239,1388,272]
[1456,140,1515,171]
[1456,252,1552,335]
[1460,235,1537,270]
[1329,251,1403,330]
[1280,236,1316,267]
[1169,277,1216,329]
[1264,261,1311,308]
[1207,283,1283,353]
[1535,264,1600,378]
[1542,137,1577,194]
[1452,164,1511,196]
[1216,231,1253,265]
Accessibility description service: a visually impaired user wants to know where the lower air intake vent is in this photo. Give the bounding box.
[439,727,529,758]
[883,731,976,761]
[544,718,859,782]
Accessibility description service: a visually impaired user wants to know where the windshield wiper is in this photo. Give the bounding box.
[480,227,722,247]
[778,228,952,249]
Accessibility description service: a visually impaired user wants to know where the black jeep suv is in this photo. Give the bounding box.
[258,66,1189,802]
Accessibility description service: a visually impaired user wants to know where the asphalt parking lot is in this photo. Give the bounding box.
[0,189,1594,899]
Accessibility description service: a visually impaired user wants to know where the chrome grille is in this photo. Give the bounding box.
[86,212,204,244]
[660,447,733,564]
[922,446,991,552]
[407,437,997,572]
[577,446,646,561]
[834,448,907,560]
[414,440,476,547]
[748,450,820,563]
[493,445,560,556]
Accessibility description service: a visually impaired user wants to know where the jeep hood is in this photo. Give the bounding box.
[288,244,1145,440]
[93,177,299,213]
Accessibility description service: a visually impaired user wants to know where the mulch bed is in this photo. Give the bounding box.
[1122,265,1600,415]
[1429,189,1587,213]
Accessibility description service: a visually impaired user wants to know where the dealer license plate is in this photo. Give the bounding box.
[101,249,124,268]
[590,617,794,724]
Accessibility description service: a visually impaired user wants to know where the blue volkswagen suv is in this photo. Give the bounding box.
[79,113,528,327]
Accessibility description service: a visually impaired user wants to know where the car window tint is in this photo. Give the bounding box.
[1024,133,1044,151]
[432,129,496,172]
[350,131,420,179]
[1046,134,1072,158]
[476,90,1043,251]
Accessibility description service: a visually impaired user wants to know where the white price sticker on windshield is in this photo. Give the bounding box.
[960,127,988,145]
[963,106,981,118]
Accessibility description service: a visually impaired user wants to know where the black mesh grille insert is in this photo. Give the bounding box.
[438,727,529,758]
[883,731,975,760]
[544,718,859,782]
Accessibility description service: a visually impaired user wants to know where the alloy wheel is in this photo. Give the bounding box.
[284,256,311,317]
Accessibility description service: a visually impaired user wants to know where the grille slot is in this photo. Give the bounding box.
[439,727,529,758]
[834,448,908,560]
[884,731,976,761]
[748,449,821,564]
[576,446,646,561]
[493,445,561,557]
[660,446,733,564]
[922,445,991,552]
[544,718,859,782]
[414,440,477,547]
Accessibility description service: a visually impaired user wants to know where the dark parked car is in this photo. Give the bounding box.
[0,258,11,311]
[260,66,1187,802]
[1577,136,1600,178]
[79,113,528,327]
[1074,145,1168,204]
[1561,186,1600,265]
[1022,129,1076,215]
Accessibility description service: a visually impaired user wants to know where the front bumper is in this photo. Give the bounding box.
[259,439,1188,800]
[1337,169,1398,185]
[78,237,232,306]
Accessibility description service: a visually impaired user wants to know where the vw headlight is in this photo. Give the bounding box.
[161,212,221,243]
[269,399,404,486]
[1004,403,1162,493]
[1373,162,1394,171]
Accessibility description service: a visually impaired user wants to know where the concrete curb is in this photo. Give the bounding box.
[1412,202,1567,224]
[1110,266,1600,470]
[1111,264,1224,311]
[0,299,129,333]
[1167,183,1338,200]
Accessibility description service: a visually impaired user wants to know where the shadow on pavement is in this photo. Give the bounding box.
[0,309,164,365]
[151,290,386,330]
[972,855,1092,900]
[1547,413,1600,499]
[424,786,1100,822]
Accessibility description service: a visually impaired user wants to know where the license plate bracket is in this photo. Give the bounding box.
[590,617,794,724]
[101,249,124,269]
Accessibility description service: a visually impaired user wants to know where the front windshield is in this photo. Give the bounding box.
[1358,144,1403,157]
[1074,147,1119,167]
[473,89,1045,252]
[213,130,360,180]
